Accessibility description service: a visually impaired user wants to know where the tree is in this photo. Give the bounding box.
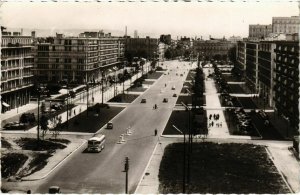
[165,49,172,59]
[51,116,62,139]
[40,114,49,139]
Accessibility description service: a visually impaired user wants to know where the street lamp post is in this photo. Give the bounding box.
[37,89,40,141]
[173,125,186,193]
[86,83,89,117]
[17,96,19,113]
[181,102,191,185]
[286,117,289,138]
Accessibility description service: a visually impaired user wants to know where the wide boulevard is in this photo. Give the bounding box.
[34,60,191,193]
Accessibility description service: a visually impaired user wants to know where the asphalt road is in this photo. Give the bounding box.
[33,60,192,193]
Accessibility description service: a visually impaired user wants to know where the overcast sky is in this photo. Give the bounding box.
[1,1,299,38]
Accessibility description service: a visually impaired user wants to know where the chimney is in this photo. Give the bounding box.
[21,28,23,36]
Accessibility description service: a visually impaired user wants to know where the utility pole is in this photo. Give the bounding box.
[173,125,186,193]
[124,156,130,194]
[37,88,40,141]
[86,84,89,117]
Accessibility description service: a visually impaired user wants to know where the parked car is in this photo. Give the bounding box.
[141,99,147,103]
[163,98,168,103]
[173,93,177,97]
[171,86,176,90]
[258,110,268,120]
[106,122,113,129]
[49,186,61,194]
[51,104,63,111]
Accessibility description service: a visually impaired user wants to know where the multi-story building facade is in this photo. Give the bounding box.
[245,42,259,93]
[257,41,276,107]
[124,36,159,60]
[249,24,272,39]
[235,39,299,135]
[1,29,35,113]
[273,41,299,133]
[234,41,246,78]
[193,39,235,59]
[35,32,124,84]
[272,16,300,34]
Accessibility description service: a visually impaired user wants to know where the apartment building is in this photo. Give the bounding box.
[1,29,35,113]
[234,41,246,78]
[273,41,299,132]
[244,42,259,93]
[272,16,300,34]
[193,39,235,59]
[124,36,159,60]
[249,24,272,39]
[257,41,276,107]
[35,32,124,84]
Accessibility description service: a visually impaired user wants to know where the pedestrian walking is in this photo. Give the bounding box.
[209,114,212,120]
[220,122,222,128]
[213,114,216,120]
[211,121,214,127]
[154,129,158,136]
[74,109,76,115]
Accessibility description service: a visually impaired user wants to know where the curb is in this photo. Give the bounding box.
[22,140,87,181]
[265,147,294,193]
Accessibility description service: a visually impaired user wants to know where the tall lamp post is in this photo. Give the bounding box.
[173,125,186,193]
[101,72,104,105]
[37,88,41,141]
[17,96,19,113]
[86,83,89,117]
[181,102,191,184]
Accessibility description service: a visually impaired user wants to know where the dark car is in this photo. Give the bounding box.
[49,186,60,194]
[51,104,63,111]
[163,98,168,103]
[173,94,177,97]
[258,110,268,120]
[106,122,113,129]
[141,99,147,103]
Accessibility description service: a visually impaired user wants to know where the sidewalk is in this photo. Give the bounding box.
[203,67,231,139]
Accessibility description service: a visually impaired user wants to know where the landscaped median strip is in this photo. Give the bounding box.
[21,139,87,181]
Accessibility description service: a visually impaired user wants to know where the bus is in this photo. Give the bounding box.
[87,135,106,153]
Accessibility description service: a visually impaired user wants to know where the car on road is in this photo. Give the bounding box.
[173,93,177,97]
[163,98,168,103]
[49,186,61,194]
[106,122,113,129]
[171,86,175,90]
[141,99,147,103]
[180,74,183,76]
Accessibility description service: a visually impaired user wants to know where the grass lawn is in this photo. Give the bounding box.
[147,72,163,79]
[228,84,246,94]
[108,94,139,103]
[186,70,195,81]
[237,97,257,109]
[1,153,28,178]
[163,110,189,135]
[163,110,207,135]
[127,86,147,92]
[143,80,155,85]
[159,142,290,194]
[57,106,124,133]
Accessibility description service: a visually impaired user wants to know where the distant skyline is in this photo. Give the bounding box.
[1,1,299,39]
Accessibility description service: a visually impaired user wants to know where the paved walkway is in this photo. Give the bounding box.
[204,67,233,139]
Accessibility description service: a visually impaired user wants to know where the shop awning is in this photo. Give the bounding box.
[2,102,10,107]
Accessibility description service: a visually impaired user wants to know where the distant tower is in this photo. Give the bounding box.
[134,30,138,38]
